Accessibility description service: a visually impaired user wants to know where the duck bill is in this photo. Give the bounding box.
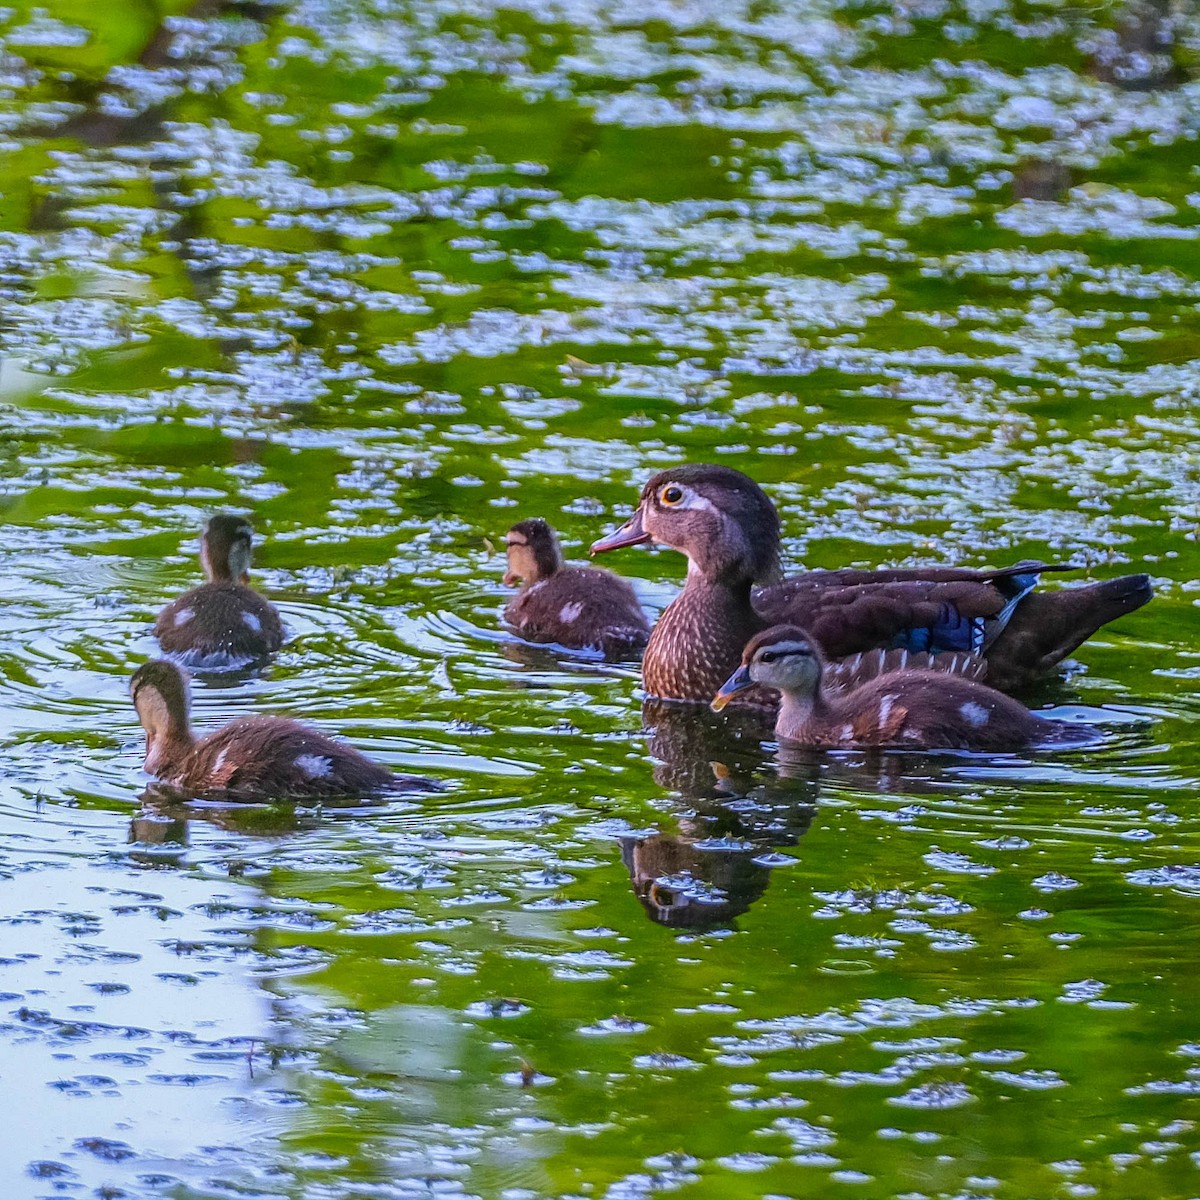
[711,665,754,712]
[590,508,649,555]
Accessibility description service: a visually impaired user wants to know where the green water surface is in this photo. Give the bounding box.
[1,1,1199,1197]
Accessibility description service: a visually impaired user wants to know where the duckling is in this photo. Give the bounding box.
[504,518,650,658]
[154,514,285,668]
[592,464,1151,702]
[130,660,434,801]
[712,625,1095,751]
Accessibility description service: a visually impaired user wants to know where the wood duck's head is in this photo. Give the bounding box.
[591,464,781,585]
[130,660,193,773]
[503,518,564,587]
[200,514,255,583]
[712,625,823,711]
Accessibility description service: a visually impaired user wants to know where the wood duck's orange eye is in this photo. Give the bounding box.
[659,484,684,506]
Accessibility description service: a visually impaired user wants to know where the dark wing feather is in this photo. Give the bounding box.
[753,564,1061,660]
[769,562,1070,590]
[755,579,1001,658]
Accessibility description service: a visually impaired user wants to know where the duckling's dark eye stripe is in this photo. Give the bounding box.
[759,644,812,662]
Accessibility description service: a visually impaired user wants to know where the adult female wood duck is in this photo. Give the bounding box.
[713,626,1096,751]
[591,464,1152,703]
[504,518,650,658]
[130,660,435,802]
[154,514,285,668]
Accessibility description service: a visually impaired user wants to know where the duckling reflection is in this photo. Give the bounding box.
[770,741,984,799]
[641,697,772,798]
[129,808,188,846]
[130,783,331,842]
[499,636,642,686]
[127,806,190,868]
[1088,0,1187,91]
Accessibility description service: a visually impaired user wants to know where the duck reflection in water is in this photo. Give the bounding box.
[621,699,820,930]
[127,804,190,867]
[126,779,389,862]
[641,697,772,798]
[619,832,774,929]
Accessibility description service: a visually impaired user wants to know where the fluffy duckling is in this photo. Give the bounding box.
[592,464,1151,701]
[504,518,650,658]
[154,514,284,668]
[130,660,434,801]
[712,626,1095,751]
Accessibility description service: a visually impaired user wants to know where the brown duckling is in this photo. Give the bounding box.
[592,464,1151,702]
[712,625,1096,751]
[504,518,650,658]
[130,660,435,801]
[155,514,285,669]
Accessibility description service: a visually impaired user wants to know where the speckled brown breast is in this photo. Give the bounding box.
[642,580,765,703]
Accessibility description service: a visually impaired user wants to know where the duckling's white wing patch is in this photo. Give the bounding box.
[559,601,584,624]
[880,695,910,741]
[173,607,194,627]
[295,753,333,779]
[242,611,263,633]
[960,701,990,728]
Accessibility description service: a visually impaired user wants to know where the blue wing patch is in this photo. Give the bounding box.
[889,605,987,654]
[888,565,1042,655]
